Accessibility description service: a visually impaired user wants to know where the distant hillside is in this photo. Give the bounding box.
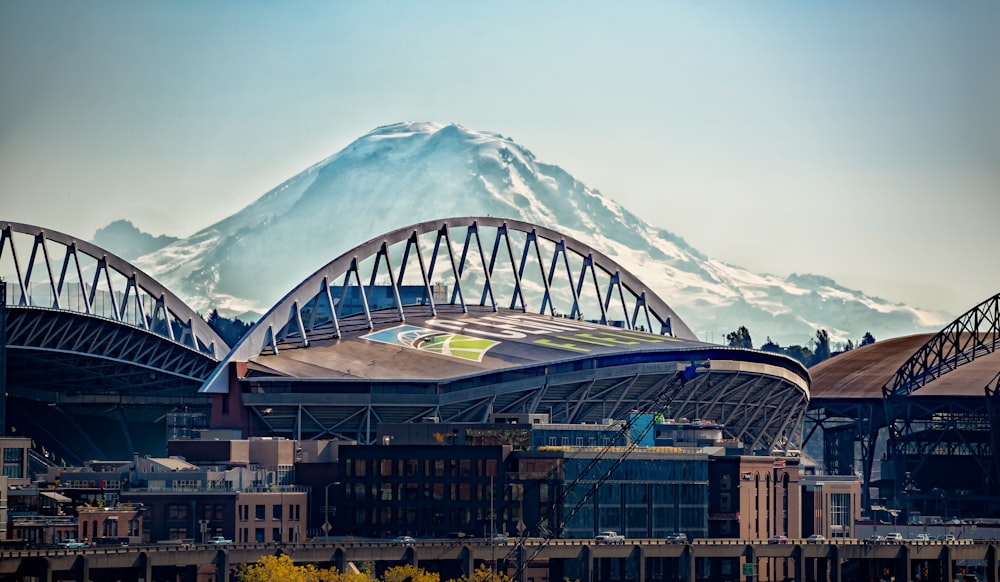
[92,219,178,261]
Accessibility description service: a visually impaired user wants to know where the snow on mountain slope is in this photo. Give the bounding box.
[133,122,947,346]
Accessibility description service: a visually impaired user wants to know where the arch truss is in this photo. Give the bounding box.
[1,221,226,358]
[205,217,697,393]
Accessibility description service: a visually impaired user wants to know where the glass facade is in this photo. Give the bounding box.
[560,455,709,539]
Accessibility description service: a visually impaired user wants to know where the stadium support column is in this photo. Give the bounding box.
[0,280,6,436]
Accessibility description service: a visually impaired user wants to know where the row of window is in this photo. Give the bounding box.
[346,457,499,478]
[237,503,301,522]
[347,505,518,528]
[347,481,504,503]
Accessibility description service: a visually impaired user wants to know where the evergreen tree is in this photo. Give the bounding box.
[760,336,782,353]
[725,325,754,349]
[784,344,813,367]
[860,331,876,346]
[810,329,831,366]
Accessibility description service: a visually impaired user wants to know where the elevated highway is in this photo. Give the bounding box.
[1,537,996,582]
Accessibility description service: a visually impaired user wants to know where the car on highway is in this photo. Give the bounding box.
[806,534,826,544]
[207,536,232,545]
[57,538,86,549]
[595,531,626,545]
[884,532,904,543]
[392,536,416,546]
[486,533,508,543]
[665,532,689,543]
[768,534,788,544]
[868,534,886,544]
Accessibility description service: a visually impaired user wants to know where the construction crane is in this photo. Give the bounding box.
[504,360,711,581]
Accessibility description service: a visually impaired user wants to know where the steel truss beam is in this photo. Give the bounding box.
[6,308,218,397]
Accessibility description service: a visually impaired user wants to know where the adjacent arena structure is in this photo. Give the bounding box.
[0,221,227,463]
[808,292,1000,520]
[202,217,811,454]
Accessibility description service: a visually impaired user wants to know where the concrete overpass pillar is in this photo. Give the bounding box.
[793,546,804,582]
[897,545,911,582]
[679,545,694,582]
[743,546,756,582]
[458,546,474,578]
[829,544,840,582]
[214,549,230,582]
[76,554,90,582]
[631,546,645,582]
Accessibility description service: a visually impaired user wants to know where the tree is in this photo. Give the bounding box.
[382,565,439,582]
[760,337,782,353]
[236,554,361,582]
[447,564,513,582]
[860,331,876,346]
[784,345,813,367]
[843,339,855,352]
[725,325,754,349]
[810,329,831,366]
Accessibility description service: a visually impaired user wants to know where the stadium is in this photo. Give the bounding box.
[200,217,810,455]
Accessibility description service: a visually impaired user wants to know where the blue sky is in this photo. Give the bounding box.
[1,1,997,317]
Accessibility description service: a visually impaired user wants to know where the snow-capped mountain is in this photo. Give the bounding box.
[131,122,947,346]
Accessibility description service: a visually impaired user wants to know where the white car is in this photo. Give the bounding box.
[595,530,625,545]
[208,536,232,545]
[884,532,904,543]
[57,538,86,549]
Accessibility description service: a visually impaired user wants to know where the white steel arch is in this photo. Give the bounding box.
[0,221,227,358]
[203,217,698,393]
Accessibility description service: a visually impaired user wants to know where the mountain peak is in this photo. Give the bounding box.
[135,123,947,345]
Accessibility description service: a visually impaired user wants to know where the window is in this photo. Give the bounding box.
[255,528,265,543]
[168,504,188,520]
[273,504,282,520]
[352,459,366,477]
[255,504,265,520]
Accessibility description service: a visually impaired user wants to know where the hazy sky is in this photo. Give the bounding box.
[2,1,997,317]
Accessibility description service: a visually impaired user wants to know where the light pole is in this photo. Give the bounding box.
[871,505,885,535]
[323,482,339,542]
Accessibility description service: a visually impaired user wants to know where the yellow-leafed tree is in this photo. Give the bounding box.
[238,554,357,582]
[381,564,440,582]
[447,564,513,582]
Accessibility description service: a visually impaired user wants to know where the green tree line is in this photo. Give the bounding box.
[724,325,875,368]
